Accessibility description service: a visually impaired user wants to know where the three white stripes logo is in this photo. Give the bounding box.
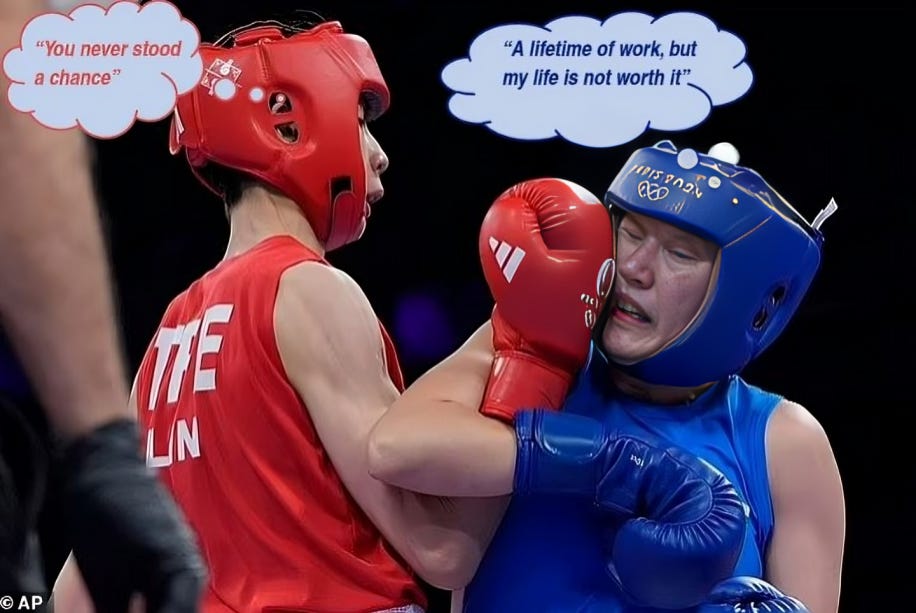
[489,237,526,283]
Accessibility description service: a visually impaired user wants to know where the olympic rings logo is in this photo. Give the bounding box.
[637,180,669,201]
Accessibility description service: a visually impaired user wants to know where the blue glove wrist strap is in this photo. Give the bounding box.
[513,409,606,497]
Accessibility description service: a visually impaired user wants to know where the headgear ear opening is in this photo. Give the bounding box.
[267,92,298,144]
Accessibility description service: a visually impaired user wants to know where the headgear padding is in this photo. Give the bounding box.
[169,21,389,251]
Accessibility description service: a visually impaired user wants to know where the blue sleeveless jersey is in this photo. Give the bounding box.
[463,344,781,613]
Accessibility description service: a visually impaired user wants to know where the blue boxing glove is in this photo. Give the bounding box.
[514,409,746,610]
[697,577,811,612]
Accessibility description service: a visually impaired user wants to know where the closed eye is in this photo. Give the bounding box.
[668,248,696,261]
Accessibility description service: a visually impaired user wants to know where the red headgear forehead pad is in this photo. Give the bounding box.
[169,21,390,251]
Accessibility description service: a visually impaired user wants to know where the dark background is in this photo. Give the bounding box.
[32,2,912,611]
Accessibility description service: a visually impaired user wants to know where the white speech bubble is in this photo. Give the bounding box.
[3,1,202,139]
[441,12,754,148]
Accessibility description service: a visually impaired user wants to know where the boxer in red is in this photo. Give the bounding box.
[51,17,510,613]
[51,17,757,613]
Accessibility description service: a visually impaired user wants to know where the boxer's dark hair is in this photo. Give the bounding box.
[213,11,327,49]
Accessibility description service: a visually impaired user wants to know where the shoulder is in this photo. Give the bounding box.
[765,399,841,506]
[766,399,831,455]
[278,260,364,299]
[275,261,373,326]
[274,262,383,370]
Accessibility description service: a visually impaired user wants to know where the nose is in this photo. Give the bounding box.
[371,149,389,176]
[618,243,654,289]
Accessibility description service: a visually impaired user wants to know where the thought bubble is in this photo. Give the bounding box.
[441,12,753,148]
[3,1,203,139]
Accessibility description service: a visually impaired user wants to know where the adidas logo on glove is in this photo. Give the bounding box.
[488,237,526,283]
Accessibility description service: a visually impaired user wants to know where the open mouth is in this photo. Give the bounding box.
[615,299,651,323]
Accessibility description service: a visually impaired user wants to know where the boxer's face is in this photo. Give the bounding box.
[601,212,718,364]
[359,104,389,209]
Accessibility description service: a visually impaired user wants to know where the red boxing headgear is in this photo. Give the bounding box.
[169,21,390,251]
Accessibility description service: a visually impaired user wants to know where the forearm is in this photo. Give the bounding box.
[0,75,129,437]
[368,398,517,497]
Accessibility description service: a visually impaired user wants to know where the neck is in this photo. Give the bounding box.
[609,367,714,405]
[224,186,324,260]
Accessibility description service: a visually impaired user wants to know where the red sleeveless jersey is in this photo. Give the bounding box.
[134,235,426,613]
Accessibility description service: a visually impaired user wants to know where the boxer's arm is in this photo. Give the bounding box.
[50,380,143,613]
[765,400,845,613]
[50,554,95,613]
[276,262,506,590]
[0,0,131,439]
[369,320,520,497]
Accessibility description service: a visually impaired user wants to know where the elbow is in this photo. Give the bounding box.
[410,541,482,591]
[367,420,408,485]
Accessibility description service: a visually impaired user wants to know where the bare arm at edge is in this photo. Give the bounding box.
[0,0,131,438]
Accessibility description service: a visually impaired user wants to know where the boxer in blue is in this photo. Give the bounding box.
[368,141,844,612]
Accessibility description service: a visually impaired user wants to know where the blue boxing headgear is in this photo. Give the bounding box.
[602,140,835,387]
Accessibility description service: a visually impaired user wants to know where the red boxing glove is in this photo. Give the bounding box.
[479,178,615,422]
